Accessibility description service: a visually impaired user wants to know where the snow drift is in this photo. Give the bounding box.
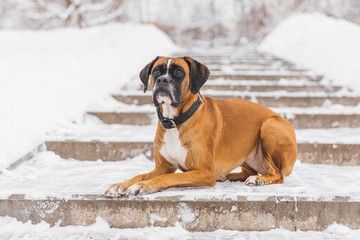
[0,24,176,169]
[259,13,360,92]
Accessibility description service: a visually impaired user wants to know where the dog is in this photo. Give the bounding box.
[105,56,297,197]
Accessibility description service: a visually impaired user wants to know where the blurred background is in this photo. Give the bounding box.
[1,0,360,47]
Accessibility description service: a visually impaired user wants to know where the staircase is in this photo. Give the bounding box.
[1,49,360,231]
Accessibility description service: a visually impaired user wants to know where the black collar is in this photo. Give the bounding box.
[156,94,202,129]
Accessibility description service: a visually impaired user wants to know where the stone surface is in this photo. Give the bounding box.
[208,73,319,81]
[0,194,358,231]
[45,141,153,161]
[45,140,360,165]
[112,94,360,107]
[88,112,153,125]
[88,111,360,129]
[297,144,360,165]
[201,84,341,92]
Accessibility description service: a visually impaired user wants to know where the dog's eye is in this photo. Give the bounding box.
[152,69,160,76]
[175,69,183,76]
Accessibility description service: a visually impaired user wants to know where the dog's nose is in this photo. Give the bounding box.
[157,76,168,84]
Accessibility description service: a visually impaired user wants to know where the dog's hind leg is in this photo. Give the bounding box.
[224,163,257,182]
[244,152,284,186]
[245,116,297,186]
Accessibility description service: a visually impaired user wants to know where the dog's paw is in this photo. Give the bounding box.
[216,175,228,182]
[125,182,158,196]
[104,182,129,197]
[244,175,265,186]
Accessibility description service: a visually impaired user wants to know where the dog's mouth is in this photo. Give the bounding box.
[153,87,174,106]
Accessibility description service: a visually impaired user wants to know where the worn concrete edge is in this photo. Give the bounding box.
[4,193,357,203]
[1,194,359,231]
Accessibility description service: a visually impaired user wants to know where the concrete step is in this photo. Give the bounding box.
[87,111,360,129]
[45,140,153,161]
[195,57,285,62]
[206,64,308,72]
[174,53,277,59]
[112,92,360,108]
[202,61,298,69]
[1,194,358,231]
[45,140,360,165]
[135,80,338,93]
[1,151,359,232]
[88,111,155,125]
[209,72,321,81]
[200,60,291,66]
[202,83,339,92]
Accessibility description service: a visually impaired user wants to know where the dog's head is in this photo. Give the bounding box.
[139,57,209,107]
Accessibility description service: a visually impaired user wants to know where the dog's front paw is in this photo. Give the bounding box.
[105,182,130,197]
[125,182,158,196]
[244,175,265,186]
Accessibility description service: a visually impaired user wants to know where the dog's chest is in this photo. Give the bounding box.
[160,128,188,170]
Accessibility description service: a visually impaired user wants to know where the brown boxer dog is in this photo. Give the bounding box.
[105,56,297,197]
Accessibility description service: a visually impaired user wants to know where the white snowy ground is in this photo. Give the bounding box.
[0,23,176,170]
[259,12,360,92]
[0,151,360,239]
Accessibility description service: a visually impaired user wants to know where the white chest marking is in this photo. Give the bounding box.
[160,128,188,170]
[159,102,188,170]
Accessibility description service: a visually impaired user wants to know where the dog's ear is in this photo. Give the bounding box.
[184,56,210,94]
[139,56,160,93]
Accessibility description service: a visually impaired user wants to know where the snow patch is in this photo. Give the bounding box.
[260,12,360,92]
[177,202,198,225]
[0,23,176,170]
[149,213,167,226]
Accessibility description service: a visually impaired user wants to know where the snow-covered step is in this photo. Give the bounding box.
[45,140,153,161]
[209,72,321,81]
[111,92,360,107]
[144,80,339,93]
[175,53,279,60]
[87,110,360,129]
[210,69,312,75]
[44,119,360,164]
[206,64,308,72]
[202,83,339,92]
[191,55,282,60]
[44,139,360,165]
[196,58,293,66]
[196,57,286,63]
[1,152,359,231]
[136,79,337,93]
[2,193,358,231]
[87,111,154,125]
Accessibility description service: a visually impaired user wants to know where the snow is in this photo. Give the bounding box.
[0,23,177,170]
[259,12,360,92]
[119,89,358,97]
[44,114,360,144]
[0,150,359,238]
[1,151,360,202]
[1,12,360,238]
[0,216,359,240]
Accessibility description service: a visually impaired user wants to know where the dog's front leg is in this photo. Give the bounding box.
[125,168,216,196]
[105,163,175,197]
